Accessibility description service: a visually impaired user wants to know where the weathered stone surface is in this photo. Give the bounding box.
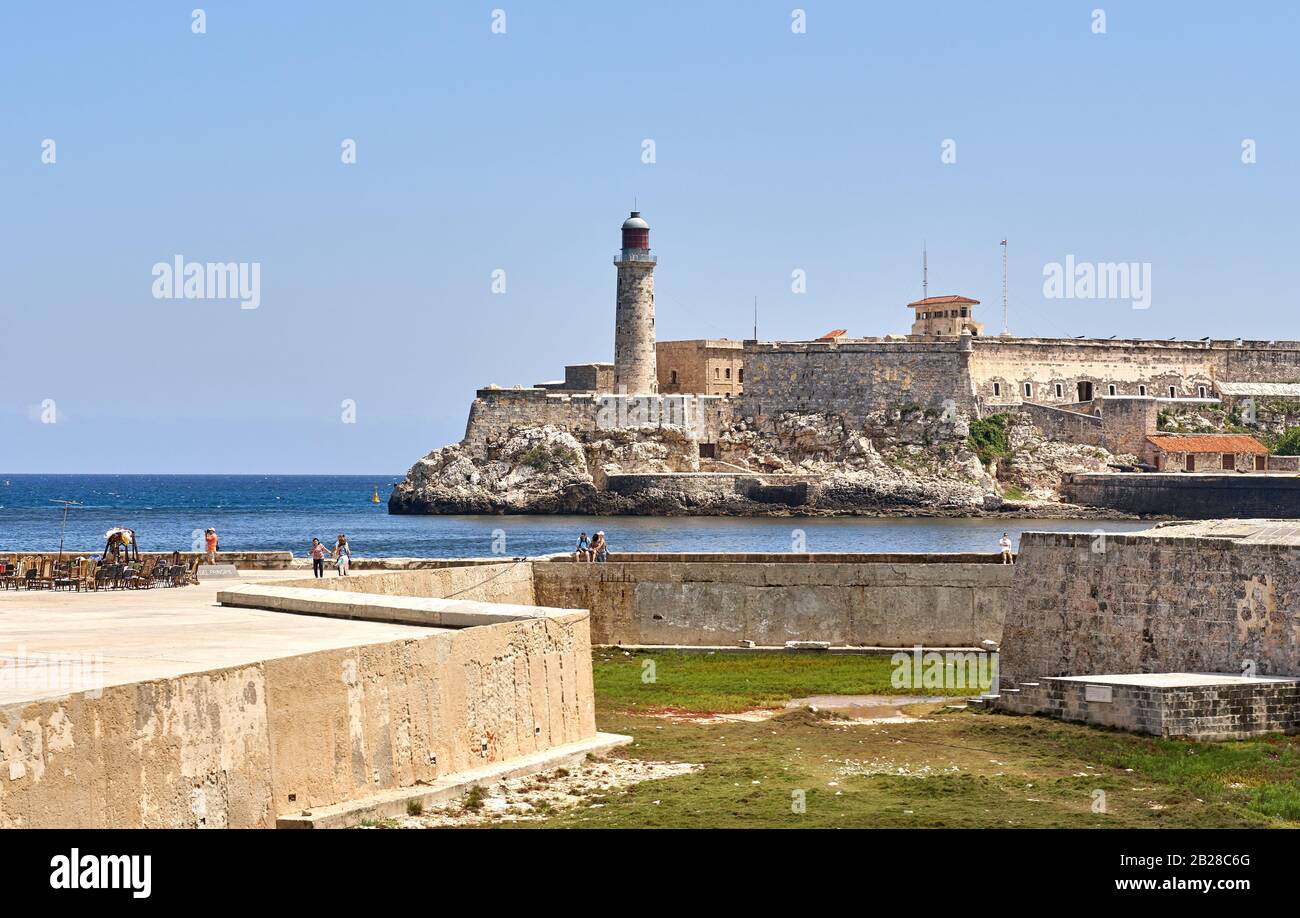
[390,409,1092,516]
[998,521,1300,688]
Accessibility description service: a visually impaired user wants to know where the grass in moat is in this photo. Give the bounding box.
[589,647,975,714]
[517,650,1300,828]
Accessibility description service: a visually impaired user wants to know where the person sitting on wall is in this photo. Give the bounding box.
[591,531,608,563]
[575,532,591,562]
[999,532,1014,565]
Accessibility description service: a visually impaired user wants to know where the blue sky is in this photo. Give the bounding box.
[2,1,1297,473]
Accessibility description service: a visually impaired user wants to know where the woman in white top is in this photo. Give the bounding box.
[333,534,352,576]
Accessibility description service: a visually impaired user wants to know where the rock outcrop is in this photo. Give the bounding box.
[390,406,1120,517]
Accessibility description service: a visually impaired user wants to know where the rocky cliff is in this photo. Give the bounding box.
[389,407,1128,517]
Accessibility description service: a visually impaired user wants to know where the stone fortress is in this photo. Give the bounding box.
[390,210,1300,517]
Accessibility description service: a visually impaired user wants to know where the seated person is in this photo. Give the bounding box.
[575,532,591,561]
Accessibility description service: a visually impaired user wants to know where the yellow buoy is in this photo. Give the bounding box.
[372,486,381,503]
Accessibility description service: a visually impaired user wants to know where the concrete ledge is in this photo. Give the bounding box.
[275,732,632,829]
[602,643,985,654]
[217,583,587,629]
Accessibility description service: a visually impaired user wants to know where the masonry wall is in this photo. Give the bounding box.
[1015,403,1105,447]
[532,557,1012,647]
[464,389,735,446]
[998,531,1300,687]
[279,561,537,605]
[971,338,1300,408]
[740,339,977,425]
[657,340,744,396]
[0,603,594,828]
[1062,473,1300,517]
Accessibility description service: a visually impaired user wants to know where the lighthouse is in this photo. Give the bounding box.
[613,211,658,394]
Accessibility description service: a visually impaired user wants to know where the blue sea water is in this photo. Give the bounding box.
[0,474,1153,557]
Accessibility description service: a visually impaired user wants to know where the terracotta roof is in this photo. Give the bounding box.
[817,329,848,340]
[1146,434,1268,455]
[907,294,980,308]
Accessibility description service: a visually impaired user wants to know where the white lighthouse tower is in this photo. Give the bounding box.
[613,211,658,394]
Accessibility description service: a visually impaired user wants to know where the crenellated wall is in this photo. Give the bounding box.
[464,389,736,445]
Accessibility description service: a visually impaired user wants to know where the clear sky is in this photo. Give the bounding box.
[2,1,1297,473]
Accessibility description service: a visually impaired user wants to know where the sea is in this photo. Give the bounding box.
[0,474,1154,558]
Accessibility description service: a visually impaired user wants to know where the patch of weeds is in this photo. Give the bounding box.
[967,414,1011,465]
[462,784,488,813]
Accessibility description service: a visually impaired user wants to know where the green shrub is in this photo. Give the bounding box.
[967,414,1011,465]
[1273,427,1300,456]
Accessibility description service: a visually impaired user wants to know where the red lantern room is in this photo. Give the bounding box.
[621,211,650,250]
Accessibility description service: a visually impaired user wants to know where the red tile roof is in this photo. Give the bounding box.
[817,329,848,340]
[1146,434,1268,455]
[907,295,980,308]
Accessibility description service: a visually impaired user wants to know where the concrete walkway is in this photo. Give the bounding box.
[0,571,447,705]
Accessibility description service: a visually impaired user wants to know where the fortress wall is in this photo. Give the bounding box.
[739,340,976,426]
[971,339,1217,405]
[1015,403,1105,447]
[999,530,1300,686]
[278,561,537,605]
[971,339,1300,407]
[533,558,1011,647]
[1061,473,1300,518]
[464,390,735,446]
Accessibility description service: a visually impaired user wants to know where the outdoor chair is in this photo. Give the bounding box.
[79,560,98,591]
[53,561,79,591]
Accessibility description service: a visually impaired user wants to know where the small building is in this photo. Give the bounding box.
[1144,433,1269,473]
[537,363,614,392]
[908,294,983,337]
[656,339,744,396]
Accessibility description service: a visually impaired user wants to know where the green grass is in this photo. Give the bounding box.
[522,651,1300,828]
[1001,485,1029,501]
[592,649,974,714]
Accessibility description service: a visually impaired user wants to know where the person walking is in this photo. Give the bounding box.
[204,528,219,565]
[309,538,329,578]
[999,532,1014,565]
[332,534,351,576]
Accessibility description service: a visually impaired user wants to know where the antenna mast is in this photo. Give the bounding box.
[922,242,928,300]
[1000,238,1009,335]
[753,296,758,341]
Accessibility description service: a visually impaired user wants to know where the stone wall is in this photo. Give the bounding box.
[1016,403,1105,447]
[1098,396,1160,458]
[998,529,1300,687]
[1062,473,1300,517]
[464,389,735,446]
[741,338,977,424]
[0,610,594,827]
[657,339,744,396]
[278,560,536,605]
[532,556,1012,647]
[997,675,1300,740]
[971,338,1300,408]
